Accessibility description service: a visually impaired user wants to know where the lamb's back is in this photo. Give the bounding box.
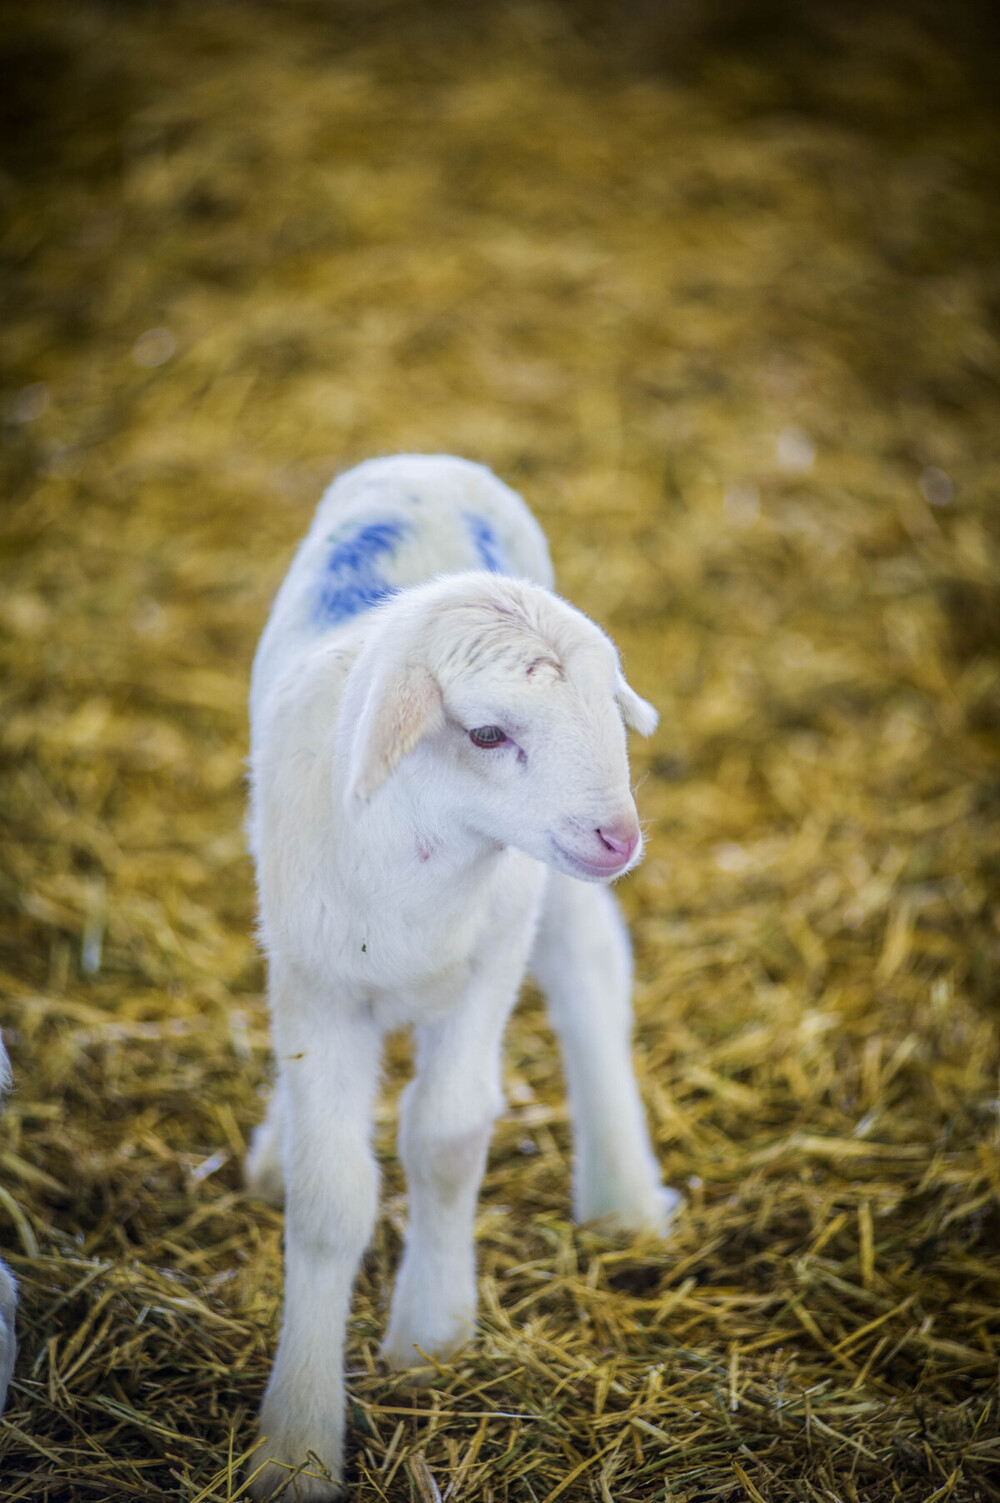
[252,456,554,709]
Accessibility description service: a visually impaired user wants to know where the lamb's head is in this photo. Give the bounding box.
[345,575,657,881]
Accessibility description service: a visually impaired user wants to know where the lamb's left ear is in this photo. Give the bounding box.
[615,673,658,736]
[346,658,444,805]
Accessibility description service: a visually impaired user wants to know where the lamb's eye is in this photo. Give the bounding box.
[469,725,508,749]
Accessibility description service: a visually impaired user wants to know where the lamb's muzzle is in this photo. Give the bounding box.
[552,814,642,878]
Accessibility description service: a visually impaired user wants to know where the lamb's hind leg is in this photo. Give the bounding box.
[530,872,679,1235]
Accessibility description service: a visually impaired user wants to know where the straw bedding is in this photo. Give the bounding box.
[1,2,998,1498]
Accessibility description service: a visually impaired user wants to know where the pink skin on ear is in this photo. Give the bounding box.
[347,662,444,805]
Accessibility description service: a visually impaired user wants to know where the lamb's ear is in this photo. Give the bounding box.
[616,673,658,736]
[346,660,444,805]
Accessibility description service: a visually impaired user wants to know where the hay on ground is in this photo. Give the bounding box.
[0,2,998,1499]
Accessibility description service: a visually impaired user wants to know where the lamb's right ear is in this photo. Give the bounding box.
[346,658,444,806]
[615,672,659,736]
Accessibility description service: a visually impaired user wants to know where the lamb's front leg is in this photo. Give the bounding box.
[382,918,539,1372]
[249,996,382,1502]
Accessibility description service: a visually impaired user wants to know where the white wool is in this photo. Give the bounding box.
[245,456,676,1500]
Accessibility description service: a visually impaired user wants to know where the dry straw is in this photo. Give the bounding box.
[1,1,998,1499]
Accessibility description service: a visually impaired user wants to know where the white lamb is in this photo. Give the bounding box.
[245,455,677,1499]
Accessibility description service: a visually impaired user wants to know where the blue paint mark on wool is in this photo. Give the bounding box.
[464,513,509,574]
[314,518,410,625]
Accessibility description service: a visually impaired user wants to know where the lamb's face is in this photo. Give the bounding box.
[345,577,657,881]
[432,610,655,883]
[441,665,636,878]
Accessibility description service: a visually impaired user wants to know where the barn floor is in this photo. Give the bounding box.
[1,2,999,1499]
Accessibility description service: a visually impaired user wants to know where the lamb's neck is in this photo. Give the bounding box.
[350,772,502,890]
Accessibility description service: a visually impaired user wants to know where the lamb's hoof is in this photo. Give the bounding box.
[380,1349,438,1386]
[381,1319,470,1379]
[245,1452,342,1501]
[247,1393,344,1501]
[382,1273,474,1378]
[579,1182,682,1238]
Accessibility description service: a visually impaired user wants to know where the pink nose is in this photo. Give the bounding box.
[596,823,640,862]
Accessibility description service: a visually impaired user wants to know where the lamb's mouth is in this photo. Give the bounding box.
[549,838,632,881]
